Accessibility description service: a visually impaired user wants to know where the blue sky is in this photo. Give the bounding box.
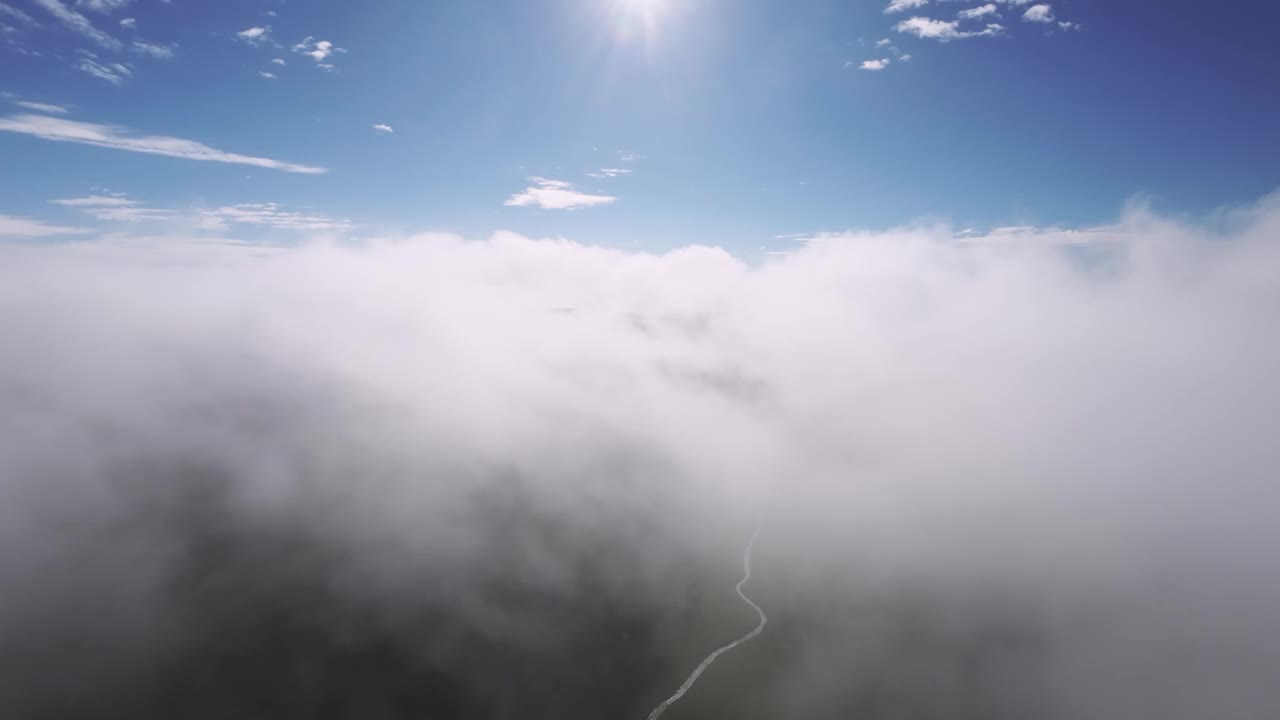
[1,0,1278,253]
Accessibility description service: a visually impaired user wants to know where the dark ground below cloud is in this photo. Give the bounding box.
[0,463,1070,720]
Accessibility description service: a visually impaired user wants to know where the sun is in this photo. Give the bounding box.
[615,0,666,22]
[609,0,671,43]
[617,0,665,10]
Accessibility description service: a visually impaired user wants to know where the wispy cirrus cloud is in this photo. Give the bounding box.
[76,57,131,84]
[49,194,135,208]
[0,114,327,174]
[884,0,928,14]
[51,193,173,222]
[14,100,68,114]
[0,2,35,25]
[586,167,630,179]
[50,193,351,232]
[130,40,173,59]
[0,213,91,238]
[201,203,353,233]
[505,177,616,210]
[32,0,121,49]
[74,0,132,13]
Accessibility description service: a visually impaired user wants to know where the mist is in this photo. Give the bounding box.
[1,194,1278,719]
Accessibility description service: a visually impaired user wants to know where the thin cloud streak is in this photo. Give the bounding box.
[32,0,121,49]
[14,101,69,114]
[130,40,173,59]
[585,167,630,178]
[50,194,173,222]
[49,194,351,230]
[75,57,131,84]
[0,2,35,25]
[884,0,928,14]
[74,0,133,13]
[201,202,353,232]
[0,114,327,174]
[0,213,91,237]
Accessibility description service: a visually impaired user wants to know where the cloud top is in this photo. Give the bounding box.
[1,194,1278,717]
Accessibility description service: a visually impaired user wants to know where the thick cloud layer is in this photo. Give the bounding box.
[1,195,1278,719]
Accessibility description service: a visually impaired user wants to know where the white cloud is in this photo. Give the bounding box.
[200,202,353,232]
[49,194,133,207]
[258,71,275,79]
[373,123,393,133]
[993,0,1034,4]
[1023,4,1054,22]
[76,58,131,84]
[118,16,134,28]
[884,0,928,14]
[586,167,631,179]
[860,58,891,71]
[874,38,891,47]
[49,194,350,231]
[271,57,285,65]
[0,3,35,25]
[292,36,346,66]
[74,0,132,13]
[1,194,1280,720]
[32,0,122,49]
[504,177,617,210]
[895,17,1005,41]
[0,213,90,237]
[51,193,172,222]
[130,40,173,59]
[0,114,327,173]
[235,25,270,45]
[958,3,999,19]
[1058,20,1079,31]
[899,53,913,61]
[14,101,69,114]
